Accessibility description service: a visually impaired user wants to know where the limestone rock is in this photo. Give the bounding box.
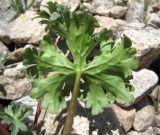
[111,104,136,132]
[0,62,32,100]
[148,13,160,27]
[0,21,11,44]
[41,0,80,11]
[10,11,47,44]
[83,0,127,18]
[117,24,160,68]
[0,41,9,54]
[108,6,128,19]
[95,16,127,35]
[154,114,160,127]
[0,0,16,23]
[125,0,145,23]
[129,69,158,105]
[127,126,155,135]
[133,105,155,131]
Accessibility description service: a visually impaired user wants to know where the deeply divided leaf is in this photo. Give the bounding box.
[23,2,139,115]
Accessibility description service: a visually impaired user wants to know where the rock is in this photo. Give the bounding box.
[0,77,31,100]
[127,126,155,135]
[0,41,9,54]
[154,127,160,135]
[148,13,160,27]
[154,114,160,127]
[117,24,160,68]
[41,0,80,11]
[0,21,11,44]
[149,85,160,112]
[95,16,127,35]
[133,105,155,131]
[84,0,127,18]
[0,0,16,23]
[125,0,145,23]
[113,0,128,6]
[108,6,128,19]
[38,105,125,135]
[10,44,35,60]
[10,11,47,44]
[0,62,32,100]
[111,104,136,132]
[3,62,26,78]
[129,69,158,105]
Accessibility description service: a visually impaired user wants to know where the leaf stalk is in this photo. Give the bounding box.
[62,71,81,135]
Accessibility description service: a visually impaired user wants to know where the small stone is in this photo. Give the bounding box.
[3,62,26,79]
[154,127,160,135]
[10,11,47,44]
[126,0,144,23]
[0,41,9,54]
[127,126,155,135]
[133,105,155,131]
[148,13,160,27]
[108,6,128,19]
[41,0,80,11]
[0,21,11,44]
[95,16,126,35]
[116,24,160,68]
[129,69,158,105]
[154,114,160,127]
[111,104,136,132]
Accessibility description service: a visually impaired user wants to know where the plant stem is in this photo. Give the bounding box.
[63,72,81,135]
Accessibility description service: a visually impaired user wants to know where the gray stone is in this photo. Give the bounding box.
[0,0,16,23]
[84,0,127,18]
[116,24,160,68]
[154,127,160,135]
[127,126,155,135]
[0,21,11,44]
[133,105,155,131]
[95,16,127,36]
[148,13,160,27]
[0,41,9,54]
[108,6,128,19]
[129,69,158,105]
[3,62,26,78]
[41,0,80,11]
[125,0,145,23]
[10,11,47,44]
[153,114,160,127]
[0,62,32,100]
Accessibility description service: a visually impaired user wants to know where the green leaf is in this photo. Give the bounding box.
[84,78,110,115]
[23,2,139,116]
[0,104,32,135]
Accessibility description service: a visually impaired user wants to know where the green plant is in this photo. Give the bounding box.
[10,0,35,15]
[0,104,33,135]
[23,2,139,135]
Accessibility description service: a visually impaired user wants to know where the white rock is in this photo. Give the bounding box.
[117,24,160,68]
[127,126,155,135]
[133,105,155,131]
[130,69,158,105]
[10,11,47,44]
[95,16,127,35]
[148,13,160,27]
[41,0,80,11]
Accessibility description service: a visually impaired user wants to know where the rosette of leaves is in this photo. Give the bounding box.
[0,104,32,135]
[23,2,139,135]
